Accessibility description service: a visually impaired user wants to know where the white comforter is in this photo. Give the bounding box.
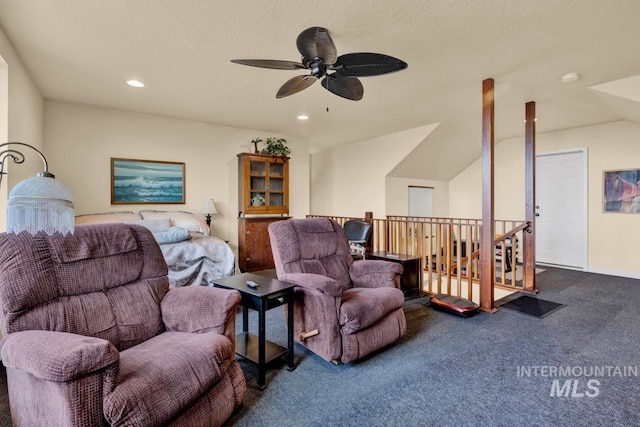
[159,233,236,287]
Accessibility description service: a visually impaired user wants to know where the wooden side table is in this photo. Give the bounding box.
[365,251,422,298]
[211,272,296,390]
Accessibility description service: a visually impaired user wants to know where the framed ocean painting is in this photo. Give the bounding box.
[111,158,185,204]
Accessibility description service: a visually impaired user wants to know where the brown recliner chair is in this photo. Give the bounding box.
[268,217,407,364]
[0,223,246,426]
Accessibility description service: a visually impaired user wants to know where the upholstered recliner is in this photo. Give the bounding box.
[0,223,246,426]
[268,217,407,364]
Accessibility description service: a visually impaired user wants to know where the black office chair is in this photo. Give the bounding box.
[343,219,373,259]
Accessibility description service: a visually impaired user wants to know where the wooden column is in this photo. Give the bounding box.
[522,102,538,293]
[365,211,374,253]
[480,78,497,313]
[364,211,373,223]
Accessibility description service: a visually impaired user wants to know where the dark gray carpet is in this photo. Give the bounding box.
[226,267,640,426]
[1,267,639,426]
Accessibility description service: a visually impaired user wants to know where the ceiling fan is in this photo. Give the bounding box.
[231,26,407,101]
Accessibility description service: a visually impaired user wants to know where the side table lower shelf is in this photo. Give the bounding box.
[235,332,289,367]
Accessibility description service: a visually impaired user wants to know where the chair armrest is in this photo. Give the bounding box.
[278,273,343,297]
[1,330,119,382]
[161,286,241,342]
[349,260,403,289]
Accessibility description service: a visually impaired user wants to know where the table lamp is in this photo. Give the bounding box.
[200,198,218,227]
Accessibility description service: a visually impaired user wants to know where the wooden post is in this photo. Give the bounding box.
[480,78,497,313]
[522,102,538,293]
[364,211,374,253]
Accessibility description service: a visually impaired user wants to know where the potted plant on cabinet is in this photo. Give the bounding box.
[260,138,290,157]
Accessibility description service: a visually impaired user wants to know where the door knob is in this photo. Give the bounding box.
[535,213,540,217]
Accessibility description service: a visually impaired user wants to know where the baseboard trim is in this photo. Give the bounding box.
[585,267,640,280]
[536,262,584,272]
[536,263,640,280]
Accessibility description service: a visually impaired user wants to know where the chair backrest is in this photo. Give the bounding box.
[343,219,372,244]
[268,218,353,291]
[0,223,169,351]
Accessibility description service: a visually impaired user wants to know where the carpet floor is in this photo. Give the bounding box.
[226,266,640,426]
[0,266,638,426]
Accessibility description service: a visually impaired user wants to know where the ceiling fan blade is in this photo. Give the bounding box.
[276,75,317,98]
[296,27,337,65]
[331,52,408,77]
[321,74,363,101]
[231,59,306,70]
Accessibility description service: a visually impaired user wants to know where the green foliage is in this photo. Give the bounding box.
[260,137,291,157]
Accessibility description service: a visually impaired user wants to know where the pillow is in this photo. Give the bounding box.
[122,218,172,233]
[153,227,191,245]
[139,210,209,235]
[75,211,142,225]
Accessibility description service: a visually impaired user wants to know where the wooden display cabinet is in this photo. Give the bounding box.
[238,153,290,272]
[238,216,289,272]
[238,153,289,215]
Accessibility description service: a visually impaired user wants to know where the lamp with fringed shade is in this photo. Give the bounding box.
[1,142,74,235]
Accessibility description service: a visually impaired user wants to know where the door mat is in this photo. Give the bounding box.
[497,295,565,318]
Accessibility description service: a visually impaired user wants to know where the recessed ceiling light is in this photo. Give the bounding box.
[127,80,145,88]
[561,72,580,83]
[297,115,309,120]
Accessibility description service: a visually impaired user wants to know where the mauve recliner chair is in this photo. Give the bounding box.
[268,217,406,364]
[0,223,245,426]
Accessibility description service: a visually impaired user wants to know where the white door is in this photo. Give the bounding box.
[408,186,433,217]
[536,150,586,268]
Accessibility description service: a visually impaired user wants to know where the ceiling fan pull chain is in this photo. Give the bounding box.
[326,76,330,112]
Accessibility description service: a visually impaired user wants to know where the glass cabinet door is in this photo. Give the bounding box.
[239,153,289,215]
[267,162,285,207]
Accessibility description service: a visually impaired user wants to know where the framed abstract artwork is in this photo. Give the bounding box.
[111,158,185,204]
[603,169,640,213]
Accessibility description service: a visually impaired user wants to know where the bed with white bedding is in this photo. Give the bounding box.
[75,210,236,287]
[159,232,235,287]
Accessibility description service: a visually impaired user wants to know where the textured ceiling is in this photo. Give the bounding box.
[1,0,639,180]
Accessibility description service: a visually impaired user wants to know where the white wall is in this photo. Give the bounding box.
[43,101,310,247]
[0,54,6,229]
[449,120,640,278]
[310,125,437,218]
[385,177,449,217]
[448,133,527,220]
[0,25,45,231]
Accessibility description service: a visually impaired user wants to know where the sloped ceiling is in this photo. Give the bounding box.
[590,75,640,125]
[0,0,639,181]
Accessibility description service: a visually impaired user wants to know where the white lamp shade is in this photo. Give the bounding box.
[7,176,75,235]
[200,198,218,215]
